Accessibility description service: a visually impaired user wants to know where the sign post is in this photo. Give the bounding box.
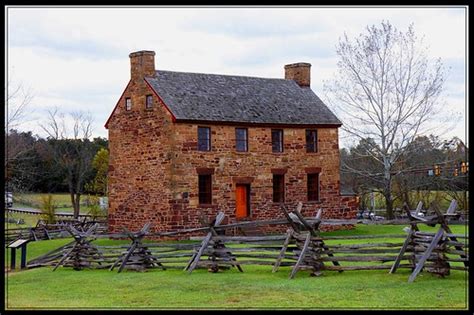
[7,239,30,270]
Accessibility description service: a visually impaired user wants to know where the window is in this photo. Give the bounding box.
[198,127,211,151]
[273,174,285,203]
[125,97,132,111]
[306,129,318,153]
[146,95,153,109]
[272,129,283,152]
[235,128,248,152]
[198,174,212,204]
[307,173,319,201]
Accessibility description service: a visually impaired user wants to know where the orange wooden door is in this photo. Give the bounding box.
[235,185,248,219]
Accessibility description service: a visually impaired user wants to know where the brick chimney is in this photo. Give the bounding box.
[129,50,156,80]
[284,62,311,87]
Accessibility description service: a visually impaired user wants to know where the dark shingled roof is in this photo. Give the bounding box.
[145,70,341,125]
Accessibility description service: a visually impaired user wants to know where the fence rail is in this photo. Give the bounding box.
[5,220,108,244]
[6,207,107,218]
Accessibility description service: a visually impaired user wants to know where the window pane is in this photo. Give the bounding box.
[236,128,246,140]
[199,175,212,204]
[236,128,248,152]
[273,174,285,202]
[146,95,153,108]
[306,130,317,152]
[307,173,319,201]
[272,130,283,152]
[125,98,132,111]
[236,140,247,152]
[198,127,211,151]
[198,127,209,139]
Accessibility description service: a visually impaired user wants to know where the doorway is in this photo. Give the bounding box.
[235,184,250,219]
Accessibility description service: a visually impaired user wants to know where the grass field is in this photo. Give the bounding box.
[13,193,77,209]
[5,193,102,229]
[5,212,40,228]
[364,190,467,212]
[4,224,469,310]
[13,193,104,212]
[12,193,101,212]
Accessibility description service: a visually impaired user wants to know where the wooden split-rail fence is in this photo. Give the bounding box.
[5,219,108,244]
[25,200,468,282]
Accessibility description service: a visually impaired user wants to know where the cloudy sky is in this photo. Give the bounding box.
[6,6,467,147]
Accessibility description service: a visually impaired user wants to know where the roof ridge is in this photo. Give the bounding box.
[152,69,291,82]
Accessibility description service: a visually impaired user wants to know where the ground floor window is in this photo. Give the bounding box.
[273,174,285,202]
[307,173,319,201]
[198,174,212,204]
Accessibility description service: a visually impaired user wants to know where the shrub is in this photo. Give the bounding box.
[40,194,57,224]
[85,195,106,220]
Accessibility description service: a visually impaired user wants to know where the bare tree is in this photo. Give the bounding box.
[5,129,34,173]
[40,107,95,218]
[5,77,35,189]
[5,75,34,131]
[325,21,448,219]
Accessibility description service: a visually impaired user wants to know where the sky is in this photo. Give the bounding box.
[6,6,468,148]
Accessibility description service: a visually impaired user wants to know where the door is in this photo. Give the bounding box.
[235,184,250,219]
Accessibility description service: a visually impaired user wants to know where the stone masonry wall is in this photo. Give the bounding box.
[167,123,358,233]
[107,78,177,234]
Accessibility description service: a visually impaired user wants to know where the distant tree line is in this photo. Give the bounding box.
[5,129,108,195]
[5,129,109,216]
[341,135,469,213]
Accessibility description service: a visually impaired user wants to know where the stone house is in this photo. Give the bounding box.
[105,50,358,234]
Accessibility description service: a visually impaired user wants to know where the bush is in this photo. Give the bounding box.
[84,195,106,220]
[40,194,57,224]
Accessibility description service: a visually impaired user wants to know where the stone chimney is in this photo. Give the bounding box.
[284,62,311,87]
[129,50,156,80]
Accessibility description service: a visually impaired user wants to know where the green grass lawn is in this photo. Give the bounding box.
[12,202,78,213]
[5,212,41,228]
[12,193,97,213]
[5,264,468,310]
[366,190,468,212]
[13,193,76,208]
[6,193,100,230]
[4,224,468,310]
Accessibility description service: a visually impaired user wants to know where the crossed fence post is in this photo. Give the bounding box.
[184,212,242,274]
[53,223,101,271]
[109,223,164,273]
[276,202,342,279]
[390,200,468,282]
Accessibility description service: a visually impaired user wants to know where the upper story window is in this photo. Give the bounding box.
[146,95,153,109]
[272,129,283,153]
[198,174,212,204]
[198,127,211,151]
[125,97,132,111]
[273,174,285,203]
[235,128,248,152]
[307,173,320,201]
[306,129,318,153]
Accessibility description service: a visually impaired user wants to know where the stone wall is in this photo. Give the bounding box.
[167,123,358,232]
[107,77,177,234]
